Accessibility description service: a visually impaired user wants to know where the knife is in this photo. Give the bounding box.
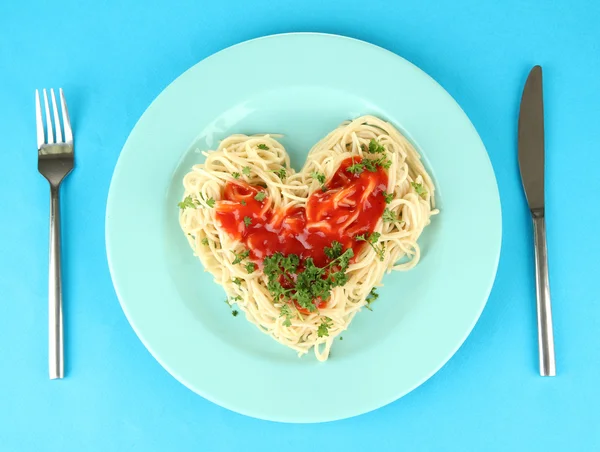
[518,65,556,377]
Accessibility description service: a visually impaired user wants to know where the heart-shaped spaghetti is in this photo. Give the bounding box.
[179,115,437,360]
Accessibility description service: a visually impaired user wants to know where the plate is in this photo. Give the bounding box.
[106,33,501,423]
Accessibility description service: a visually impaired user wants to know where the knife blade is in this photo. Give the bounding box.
[518,65,544,212]
[518,65,556,376]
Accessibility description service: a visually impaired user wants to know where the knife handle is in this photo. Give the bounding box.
[532,211,556,376]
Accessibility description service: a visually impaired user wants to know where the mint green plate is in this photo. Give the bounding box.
[106,33,501,423]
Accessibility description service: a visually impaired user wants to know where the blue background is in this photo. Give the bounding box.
[1,0,599,450]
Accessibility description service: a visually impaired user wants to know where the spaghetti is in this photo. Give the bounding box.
[179,115,437,361]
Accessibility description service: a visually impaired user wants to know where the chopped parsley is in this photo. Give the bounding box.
[382,208,400,223]
[365,288,379,311]
[311,171,327,191]
[232,172,240,179]
[368,139,386,154]
[178,196,196,209]
[372,156,392,170]
[254,191,266,202]
[280,303,294,327]
[243,216,252,227]
[264,252,299,276]
[225,296,241,310]
[201,237,209,246]
[232,310,239,317]
[346,156,391,175]
[355,231,380,243]
[179,195,215,209]
[383,192,394,204]
[263,248,354,313]
[363,159,379,173]
[311,171,326,184]
[257,144,269,150]
[339,336,344,341]
[411,181,427,198]
[272,168,286,180]
[232,249,250,265]
[324,241,343,260]
[242,166,251,176]
[232,277,242,285]
[245,262,256,274]
[347,161,364,175]
[355,232,385,261]
[317,317,333,338]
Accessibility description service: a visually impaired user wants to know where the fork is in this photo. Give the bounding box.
[35,88,74,379]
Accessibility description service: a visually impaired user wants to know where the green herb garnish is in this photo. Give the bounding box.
[368,139,386,154]
[317,317,333,338]
[383,192,394,203]
[232,249,250,265]
[254,191,266,202]
[178,196,196,209]
[245,262,256,274]
[257,144,269,150]
[242,166,251,176]
[365,288,379,311]
[201,237,209,246]
[263,249,353,313]
[346,161,364,175]
[370,156,392,170]
[232,310,239,317]
[355,232,385,261]
[324,241,343,260]
[272,168,286,180]
[243,216,252,227]
[363,159,379,172]
[232,277,242,285]
[206,197,215,208]
[411,181,427,198]
[311,171,326,184]
[347,156,391,175]
[232,172,240,179]
[280,303,294,327]
[382,208,399,223]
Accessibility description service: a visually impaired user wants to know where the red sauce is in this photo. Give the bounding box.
[215,157,388,268]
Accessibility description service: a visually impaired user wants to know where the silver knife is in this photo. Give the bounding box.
[518,65,556,376]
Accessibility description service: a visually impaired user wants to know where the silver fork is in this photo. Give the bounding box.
[36,88,74,380]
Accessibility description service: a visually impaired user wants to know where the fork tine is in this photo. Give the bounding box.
[59,89,73,143]
[35,90,44,148]
[42,89,54,144]
[50,89,62,143]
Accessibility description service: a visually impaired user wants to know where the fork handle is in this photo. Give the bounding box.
[49,185,64,379]
[532,211,556,376]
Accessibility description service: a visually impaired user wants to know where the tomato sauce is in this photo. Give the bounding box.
[215,157,388,268]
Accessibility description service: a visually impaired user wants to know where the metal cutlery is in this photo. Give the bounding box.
[518,66,556,377]
[36,88,74,380]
